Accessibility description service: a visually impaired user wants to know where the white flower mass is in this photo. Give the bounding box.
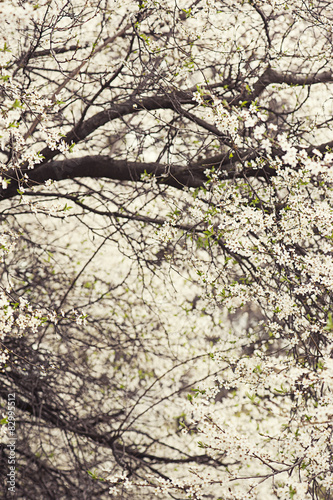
[0,0,333,499]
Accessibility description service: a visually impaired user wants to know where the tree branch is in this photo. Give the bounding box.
[1,153,272,201]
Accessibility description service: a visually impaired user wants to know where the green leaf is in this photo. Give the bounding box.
[12,99,23,109]
[324,312,333,332]
[0,42,10,52]
[87,469,105,481]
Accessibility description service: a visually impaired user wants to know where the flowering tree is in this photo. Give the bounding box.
[1,0,333,498]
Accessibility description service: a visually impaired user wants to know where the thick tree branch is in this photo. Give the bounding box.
[37,91,197,164]
[267,68,333,86]
[3,68,331,202]
[1,153,272,201]
[3,139,332,202]
[23,68,333,168]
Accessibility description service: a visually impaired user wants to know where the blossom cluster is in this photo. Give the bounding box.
[151,89,333,497]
